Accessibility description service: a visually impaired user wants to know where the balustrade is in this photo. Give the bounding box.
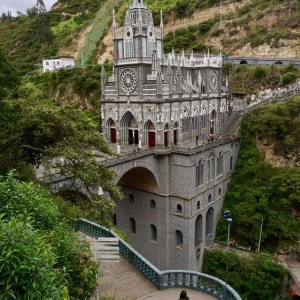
[76,218,242,300]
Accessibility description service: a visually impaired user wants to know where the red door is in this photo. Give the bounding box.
[149,132,155,148]
[111,128,116,143]
[173,129,177,145]
[164,131,168,148]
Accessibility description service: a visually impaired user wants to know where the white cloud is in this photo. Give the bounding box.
[0,0,56,16]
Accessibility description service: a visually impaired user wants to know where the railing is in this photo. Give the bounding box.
[76,218,242,300]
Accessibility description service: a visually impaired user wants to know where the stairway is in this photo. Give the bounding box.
[97,237,119,262]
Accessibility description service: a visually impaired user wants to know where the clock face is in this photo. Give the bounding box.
[209,70,218,91]
[120,69,137,94]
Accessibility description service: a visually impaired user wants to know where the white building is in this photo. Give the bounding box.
[42,56,75,72]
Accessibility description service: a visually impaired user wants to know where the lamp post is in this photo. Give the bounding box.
[223,210,232,285]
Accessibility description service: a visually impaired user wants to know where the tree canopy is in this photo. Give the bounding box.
[0,47,20,99]
[0,98,123,226]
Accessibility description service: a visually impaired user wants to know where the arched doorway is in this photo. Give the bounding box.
[120,111,139,145]
[164,124,169,147]
[205,207,214,246]
[210,109,217,134]
[240,60,248,64]
[107,118,117,143]
[145,120,155,148]
[173,122,178,145]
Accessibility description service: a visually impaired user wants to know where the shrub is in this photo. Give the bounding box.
[282,72,296,85]
[253,65,267,79]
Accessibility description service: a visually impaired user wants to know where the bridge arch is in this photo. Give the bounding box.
[240,60,248,64]
[292,296,300,300]
[117,166,158,193]
[275,60,283,65]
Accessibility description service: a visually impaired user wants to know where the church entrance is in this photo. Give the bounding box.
[145,120,155,148]
[107,119,117,143]
[129,129,139,145]
[149,132,155,148]
[111,128,116,143]
[120,112,139,145]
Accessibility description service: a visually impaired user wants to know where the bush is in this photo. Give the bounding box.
[282,72,296,85]
[253,65,266,79]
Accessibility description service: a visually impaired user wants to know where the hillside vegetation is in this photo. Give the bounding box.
[1,0,300,75]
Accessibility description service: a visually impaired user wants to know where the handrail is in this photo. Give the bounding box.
[76,218,242,300]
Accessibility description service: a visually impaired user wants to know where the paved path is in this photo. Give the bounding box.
[80,233,216,300]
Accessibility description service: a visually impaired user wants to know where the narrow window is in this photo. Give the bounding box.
[230,156,233,170]
[150,199,156,208]
[175,230,183,249]
[208,194,212,202]
[150,224,157,243]
[218,188,222,196]
[177,204,182,213]
[129,194,134,202]
[129,218,136,234]
[113,213,117,226]
[197,201,200,210]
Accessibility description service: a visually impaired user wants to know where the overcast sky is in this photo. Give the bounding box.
[0,0,57,16]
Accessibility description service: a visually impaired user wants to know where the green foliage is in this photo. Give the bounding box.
[0,217,64,299]
[253,65,266,79]
[216,97,300,251]
[203,249,287,300]
[0,47,20,99]
[0,172,99,300]
[0,98,123,227]
[282,71,296,85]
[197,19,216,33]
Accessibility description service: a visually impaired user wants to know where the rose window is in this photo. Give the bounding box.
[120,69,137,93]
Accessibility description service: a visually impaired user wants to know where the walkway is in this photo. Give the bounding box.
[81,233,216,300]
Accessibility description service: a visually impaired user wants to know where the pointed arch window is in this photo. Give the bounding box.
[230,156,233,170]
[124,28,134,58]
[208,194,212,202]
[217,151,223,176]
[196,159,204,186]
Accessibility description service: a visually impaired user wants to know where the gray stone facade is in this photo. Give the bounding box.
[101,0,241,271]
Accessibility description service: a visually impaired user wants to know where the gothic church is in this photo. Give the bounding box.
[101,0,240,271]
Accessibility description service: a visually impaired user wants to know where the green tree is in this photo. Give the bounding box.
[0,99,123,226]
[0,47,20,99]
